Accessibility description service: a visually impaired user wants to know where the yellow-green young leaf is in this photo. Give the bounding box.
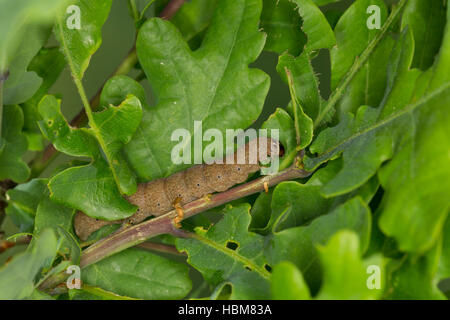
[38,95,136,220]
[265,197,371,294]
[331,0,394,117]
[5,178,47,232]
[0,105,30,182]
[69,285,139,300]
[176,204,271,299]
[0,229,58,300]
[261,0,306,55]
[385,240,446,300]
[376,4,450,253]
[125,0,270,180]
[401,0,447,70]
[54,0,113,80]
[82,248,192,300]
[315,231,384,300]
[271,261,311,300]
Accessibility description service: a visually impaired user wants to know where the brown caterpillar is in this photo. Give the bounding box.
[74,137,279,240]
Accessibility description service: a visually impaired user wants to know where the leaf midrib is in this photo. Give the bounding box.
[192,234,270,280]
[308,82,450,167]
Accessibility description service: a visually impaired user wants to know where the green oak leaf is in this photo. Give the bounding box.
[438,215,450,281]
[271,261,311,300]
[305,21,450,252]
[385,241,446,300]
[0,105,30,182]
[2,25,50,105]
[125,0,270,180]
[69,285,138,300]
[292,0,335,54]
[82,248,192,300]
[273,0,334,146]
[0,0,70,104]
[311,0,341,5]
[53,0,141,196]
[261,159,378,233]
[5,178,48,232]
[26,289,55,300]
[176,204,271,299]
[0,0,68,70]
[0,229,58,300]
[34,195,80,264]
[330,0,394,117]
[90,95,143,195]
[315,230,384,300]
[38,95,136,220]
[265,197,371,293]
[277,52,321,123]
[21,47,66,151]
[260,108,297,169]
[99,75,148,109]
[261,0,306,55]
[401,0,447,70]
[170,0,219,49]
[54,0,113,80]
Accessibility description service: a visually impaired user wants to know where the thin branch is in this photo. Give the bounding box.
[285,67,301,147]
[159,0,186,20]
[127,0,140,22]
[39,164,311,291]
[314,0,408,128]
[0,70,7,141]
[80,165,311,268]
[0,235,31,254]
[136,241,186,256]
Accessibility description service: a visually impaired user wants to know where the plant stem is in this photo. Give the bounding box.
[127,0,140,22]
[159,0,186,19]
[285,67,301,146]
[139,0,158,20]
[0,71,6,140]
[314,0,408,128]
[39,164,311,292]
[136,241,186,256]
[80,165,311,268]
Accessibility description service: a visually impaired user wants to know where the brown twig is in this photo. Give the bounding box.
[79,165,310,268]
[29,0,187,177]
[38,164,311,292]
[159,0,186,19]
[136,241,186,256]
[0,235,32,254]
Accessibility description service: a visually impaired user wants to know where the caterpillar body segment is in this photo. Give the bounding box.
[74,137,279,240]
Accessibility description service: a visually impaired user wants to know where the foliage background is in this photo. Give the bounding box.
[0,0,449,299]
